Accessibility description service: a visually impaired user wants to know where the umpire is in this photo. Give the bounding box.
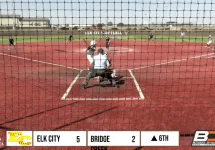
[106,36,110,50]
[8,36,16,50]
[66,34,73,42]
[81,48,119,89]
[148,33,154,40]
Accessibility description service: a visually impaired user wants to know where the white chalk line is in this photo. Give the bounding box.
[64,98,143,100]
[128,69,145,100]
[207,56,215,59]
[63,69,144,100]
[0,52,81,70]
[79,77,132,79]
[132,53,215,70]
[81,47,133,53]
[61,70,83,100]
[81,68,132,71]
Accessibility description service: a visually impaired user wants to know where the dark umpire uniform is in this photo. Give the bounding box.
[106,37,110,49]
[67,35,73,42]
[8,37,16,50]
[148,33,154,41]
[81,48,119,89]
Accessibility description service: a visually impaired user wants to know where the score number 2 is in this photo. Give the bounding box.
[132,136,135,143]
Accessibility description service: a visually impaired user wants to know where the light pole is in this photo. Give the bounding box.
[12,0,15,30]
[131,10,135,27]
[142,3,149,26]
[145,13,149,26]
[164,5,168,25]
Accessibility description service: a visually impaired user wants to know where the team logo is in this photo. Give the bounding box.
[7,131,32,146]
[192,131,215,146]
[85,31,123,35]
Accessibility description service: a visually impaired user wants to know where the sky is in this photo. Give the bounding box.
[0,0,214,25]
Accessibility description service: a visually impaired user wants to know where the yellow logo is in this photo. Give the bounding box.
[7,131,32,146]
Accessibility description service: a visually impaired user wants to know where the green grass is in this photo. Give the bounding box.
[0,35,209,44]
[0,35,102,44]
[154,35,207,43]
[121,35,208,43]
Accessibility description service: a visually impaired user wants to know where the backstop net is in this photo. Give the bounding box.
[0,0,215,148]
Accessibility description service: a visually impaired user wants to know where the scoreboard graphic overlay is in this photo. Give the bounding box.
[0,0,215,149]
[5,131,179,147]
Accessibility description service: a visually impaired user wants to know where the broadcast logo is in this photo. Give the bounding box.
[192,131,215,146]
[7,131,32,146]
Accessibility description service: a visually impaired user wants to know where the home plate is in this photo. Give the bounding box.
[61,70,144,100]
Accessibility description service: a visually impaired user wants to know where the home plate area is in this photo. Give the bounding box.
[105,47,133,53]
[62,70,144,100]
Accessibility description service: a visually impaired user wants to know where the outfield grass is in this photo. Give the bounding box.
[154,35,207,43]
[0,35,102,44]
[0,35,209,44]
[122,35,208,43]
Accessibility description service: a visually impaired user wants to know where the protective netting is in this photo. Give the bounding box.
[0,0,215,149]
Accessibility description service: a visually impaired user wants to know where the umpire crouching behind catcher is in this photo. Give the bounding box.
[81,48,119,89]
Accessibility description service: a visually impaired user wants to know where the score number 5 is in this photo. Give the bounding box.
[77,136,80,143]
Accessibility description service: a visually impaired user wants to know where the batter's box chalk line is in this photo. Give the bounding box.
[63,98,144,100]
[60,69,145,101]
[107,47,133,52]
[80,47,133,53]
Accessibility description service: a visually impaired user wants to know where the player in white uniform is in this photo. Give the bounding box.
[181,32,185,42]
[86,40,96,65]
[206,35,213,48]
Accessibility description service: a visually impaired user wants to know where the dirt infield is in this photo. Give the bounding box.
[0,40,215,149]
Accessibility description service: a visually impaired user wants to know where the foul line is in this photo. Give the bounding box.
[207,56,215,59]
[61,70,83,100]
[0,52,81,70]
[132,53,215,70]
[128,69,145,100]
